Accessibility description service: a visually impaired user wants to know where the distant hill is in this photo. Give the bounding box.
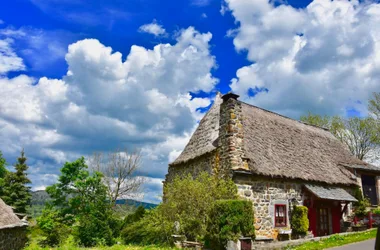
[115,199,157,209]
[30,190,157,208]
[31,190,51,205]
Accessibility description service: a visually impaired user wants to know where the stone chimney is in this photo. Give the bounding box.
[218,92,249,176]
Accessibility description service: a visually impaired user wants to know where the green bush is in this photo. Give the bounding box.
[290,205,309,236]
[121,206,173,246]
[205,200,255,250]
[123,206,146,228]
[121,172,238,246]
[353,187,370,217]
[36,206,70,246]
[372,208,380,215]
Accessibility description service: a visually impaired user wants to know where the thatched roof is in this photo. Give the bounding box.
[170,94,374,185]
[0,198,27,229]
[170,93,222,165]
[241,102,363,185]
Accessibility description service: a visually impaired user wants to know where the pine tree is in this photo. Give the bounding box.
[2,150,32,213]
[0,151,8,197]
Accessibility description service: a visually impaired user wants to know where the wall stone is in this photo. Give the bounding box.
[235,177,303,239]
[165,151,217,183]
[0,226,28,250]
[218,96,248,176]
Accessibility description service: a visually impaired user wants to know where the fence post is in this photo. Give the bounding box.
[354,216,357,225]
[368,211,372,229]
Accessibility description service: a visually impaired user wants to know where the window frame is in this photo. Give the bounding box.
[274,204,287,227]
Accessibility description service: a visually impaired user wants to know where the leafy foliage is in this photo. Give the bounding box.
[1,150,32,213]
[123,206,146,227]
[42,157,115,247]
[36,206,70,246]
[205,200,255,250]
[300,113,380,160]
[290,205,309,236]
[353,187,370,217]
[121,207,174,246]
[369,92,380,121]
[121,172,238,246]
[0,151,7,196]
[161,172,238,241]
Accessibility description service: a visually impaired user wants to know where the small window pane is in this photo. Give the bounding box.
[275,205,287,227]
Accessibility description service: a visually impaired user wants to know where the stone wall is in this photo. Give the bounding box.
[235,177,303,239]
[0,226,27,250]
[165,151,217,183]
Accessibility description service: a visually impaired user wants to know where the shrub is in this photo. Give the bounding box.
[36,206,70,246]
[121,172,238,246]
[205,200,255,250]
[353,187,370,217]
[161,172,238,241]
[123,205,146,227]
[290,205,309,236]
[372,209,380,215]
[121,206,173,246]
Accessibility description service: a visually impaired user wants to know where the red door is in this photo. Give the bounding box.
[317,208,330,236]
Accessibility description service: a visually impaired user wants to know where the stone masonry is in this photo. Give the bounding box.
[218,94,249,176]
[235,177,303,239]
[0,226,28,250]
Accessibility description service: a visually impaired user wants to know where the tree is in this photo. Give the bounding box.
[0,151,7,179]
[44,157,114,246]
[342,117,380,160]
[369,92,380,120]
[0,151,7,196]
[1,150,31,213]
[300,113,380,160]
[89,149,145,204]
[121,172,238,245]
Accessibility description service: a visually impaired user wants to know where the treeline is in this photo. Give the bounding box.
[300,92,380,161]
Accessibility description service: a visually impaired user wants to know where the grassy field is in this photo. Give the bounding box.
[289,229,377,250]
[24,227,175,250]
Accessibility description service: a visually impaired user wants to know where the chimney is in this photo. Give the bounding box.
[218,92,248,176]
[222,92,240,102]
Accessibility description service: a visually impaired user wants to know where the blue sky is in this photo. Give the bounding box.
[1,0,380,203]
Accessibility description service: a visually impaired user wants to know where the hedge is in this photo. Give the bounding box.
[290,205,309,236]
[205,200,255,250]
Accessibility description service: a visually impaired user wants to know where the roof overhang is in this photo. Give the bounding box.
[346,164,380,174]
[304,184,357,202]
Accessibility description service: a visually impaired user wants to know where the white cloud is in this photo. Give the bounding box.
[0,39,25,74]
[139,21,166,37]
[0,27,218,203]
[225,0,380,118]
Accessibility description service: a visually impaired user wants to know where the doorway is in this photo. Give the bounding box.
[362,175,378,206]
[317,207,330,236]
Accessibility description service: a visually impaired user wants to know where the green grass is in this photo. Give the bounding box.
[289,229,377,250]
[24,226,175,250]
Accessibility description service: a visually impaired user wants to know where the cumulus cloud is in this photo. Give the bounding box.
[225,0,380,118]
[0,27,217,202]
[139,21,167,37]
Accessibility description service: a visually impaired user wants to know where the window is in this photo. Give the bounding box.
[275,204,287,227]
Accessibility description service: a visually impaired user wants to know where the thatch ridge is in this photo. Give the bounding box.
[0,198,27,229]
[170,92,222,165]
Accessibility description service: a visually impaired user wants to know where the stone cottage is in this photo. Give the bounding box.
[165,92,378,239]
[0,198,28,250]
